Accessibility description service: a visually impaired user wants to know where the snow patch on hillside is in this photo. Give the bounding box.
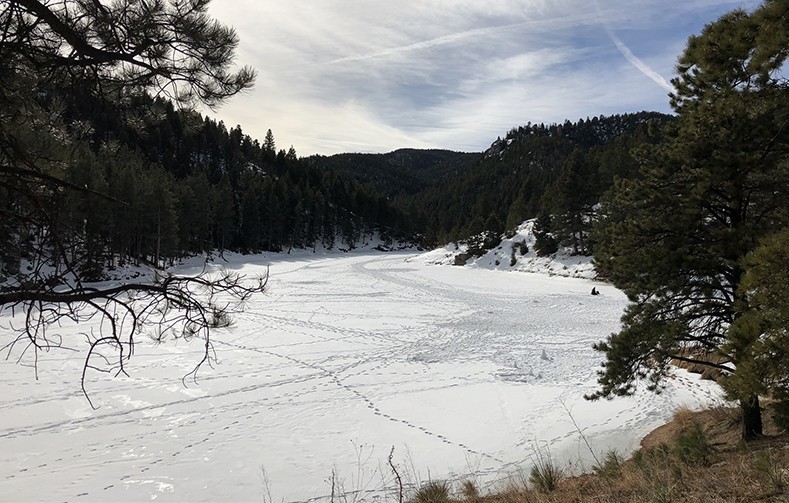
[413,220,597,279]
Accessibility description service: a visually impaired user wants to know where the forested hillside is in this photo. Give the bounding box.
[315,112,674,251]
[1,86,413,282]
[307,149,482,197]
[1,82,676,286]
[410,112,674,250]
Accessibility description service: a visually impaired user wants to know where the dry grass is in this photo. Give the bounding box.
[445,402,789,503]
[670,348,731,384]
[411,480,451,503]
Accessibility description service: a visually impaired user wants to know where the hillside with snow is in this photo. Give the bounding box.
[414,220,596,279]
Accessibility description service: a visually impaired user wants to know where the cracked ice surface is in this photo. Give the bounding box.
[0,252,724,502]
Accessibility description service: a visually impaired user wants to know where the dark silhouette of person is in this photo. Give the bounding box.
[591,287,599,296]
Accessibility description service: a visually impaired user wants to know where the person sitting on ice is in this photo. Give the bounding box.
[591,287,599,296]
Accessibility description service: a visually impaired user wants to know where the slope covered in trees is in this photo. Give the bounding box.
[0,0,268,401]
[307,149,482,198]
[1,65,675,280]
[304,113,674,252]
[1,86,413,283]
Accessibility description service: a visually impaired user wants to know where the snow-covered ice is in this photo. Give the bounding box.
[0,251,724,502]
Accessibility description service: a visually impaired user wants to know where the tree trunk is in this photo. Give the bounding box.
[741,394,763,440]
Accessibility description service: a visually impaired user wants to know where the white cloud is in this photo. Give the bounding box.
[205,0,763,155]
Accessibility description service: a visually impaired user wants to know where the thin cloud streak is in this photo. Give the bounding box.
[325,22,527,65]
[206,0,762,156]
[593,0,674,93]
[324,10,601,66]
[605,28,674,92]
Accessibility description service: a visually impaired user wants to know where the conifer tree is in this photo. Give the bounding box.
[142,168,180,268]
[211,173,236,254]
[589,0,789,439]
[551,148,596,255]
[239,174,263,252]
[505,191,530,231]
[263,129,276,157]
[533,211,559,257]
[104,146,145,264]
[177,173,212,254]
[725,228,789,428]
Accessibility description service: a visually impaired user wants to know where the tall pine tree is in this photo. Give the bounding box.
[589,0,789,439]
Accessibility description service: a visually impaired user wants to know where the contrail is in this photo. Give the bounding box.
[592,0,673,92]
[325,22,527,65]
[606,27,673,92]
[325,10,597,66]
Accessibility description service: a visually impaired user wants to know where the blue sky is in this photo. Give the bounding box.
[206,0,761,156]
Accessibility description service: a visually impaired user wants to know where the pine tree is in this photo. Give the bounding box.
[239,174,263,252]
[551,148,597,255]
[178,172,212,254]
[533,211,559,257]
[64,149,110,280]
[105,146,146,264]
[142,168,180,268]
[211,173,236,254]
[723,227,789,430]
[505,191,530,231]
[263,129,276,157]
[589,0,789,439]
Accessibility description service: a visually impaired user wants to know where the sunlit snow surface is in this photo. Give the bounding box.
[0,251,724,502]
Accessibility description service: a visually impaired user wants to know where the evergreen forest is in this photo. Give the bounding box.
[1,70,680,283]
[312,112,674,253]
[1,89,416,282]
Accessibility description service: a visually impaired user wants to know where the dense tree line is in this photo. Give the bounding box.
[1,87,412,282]
[317,113,674,252]
[308,149,482,198]
[1,79,677,284]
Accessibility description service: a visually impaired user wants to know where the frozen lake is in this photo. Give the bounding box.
[0,252,723,502]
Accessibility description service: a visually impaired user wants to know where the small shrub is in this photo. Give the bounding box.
[674,422,713,466]
[671,406,695,428]
[529,447,563,493]
[633,443,673,473]
[454,253,471,266]
[410,480,450,503]
[593,449,624,478]
[510,241,528,265]
[773,399,789,432]
[644,471,681,503]
[460,480,480,502]
[632,446,684,503]
[752,448,786,492]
